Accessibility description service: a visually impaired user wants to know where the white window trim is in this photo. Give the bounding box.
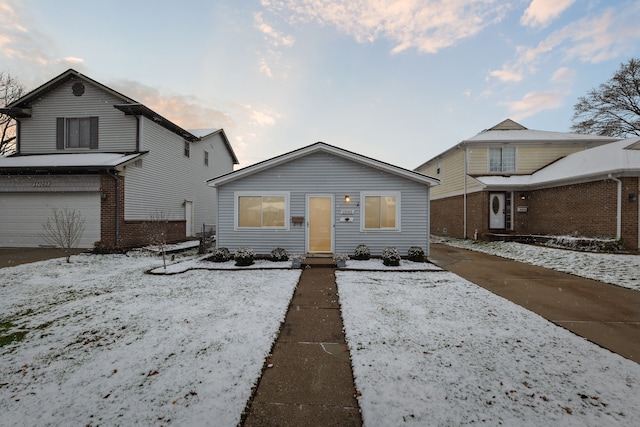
[360,191,401,232]
[488,146,517,173]
[234,191,290,231]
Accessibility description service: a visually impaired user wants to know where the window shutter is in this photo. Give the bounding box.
[56,118,64,149]
[90,117,99,149]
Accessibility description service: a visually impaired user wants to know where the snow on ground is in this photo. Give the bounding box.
[337,270,640,426]
[2,245,639,426]
[0,252,300,426]
[436,237,640,291]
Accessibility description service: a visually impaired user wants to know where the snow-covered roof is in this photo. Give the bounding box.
[0,152,145,171]
[414,119,619,171]
[188,128,218,138]
[475,137,640,189]
[467,129,620,143]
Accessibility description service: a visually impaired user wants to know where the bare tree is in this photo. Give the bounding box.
[1,72,26,155]
[143,211,170,269]
[571,58,640,137]
[40,208,86,263]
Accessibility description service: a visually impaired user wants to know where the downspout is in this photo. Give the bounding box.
[108,169,120,248]
[134,114,140,152]
[608,174,622,241]
[463,146,468,239]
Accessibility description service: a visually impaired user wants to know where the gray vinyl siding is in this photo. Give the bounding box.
[216,152,430,256]
[19,79,137,154]
[124,118,233,230]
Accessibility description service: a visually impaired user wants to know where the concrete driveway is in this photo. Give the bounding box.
[429,243,640,363]
[0,248,88,268]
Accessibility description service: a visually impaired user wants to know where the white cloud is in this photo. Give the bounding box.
[550,66,575,84]
[261,0,510,54]
[62,56,84,65]
[254,12,295,47]
[490,6,640,83]
[521,0,575,28]
[504,89,565,120]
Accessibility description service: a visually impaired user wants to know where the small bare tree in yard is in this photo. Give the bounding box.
[1,71,26,155]
[40,208,86,263]
[143,211,170,269]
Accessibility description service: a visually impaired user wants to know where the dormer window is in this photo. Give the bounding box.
[56,117,98,149]
[489,147,515,172]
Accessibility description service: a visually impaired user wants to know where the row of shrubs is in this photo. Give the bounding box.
[210,245,425,267]
[354,244,425,266]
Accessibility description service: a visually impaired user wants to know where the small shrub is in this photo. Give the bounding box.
[234,247,255,266]
[270,247,289,262]
[354,244,370,260]
[407,246,425,262]
[382,246,401,266]
[212,247,231,262]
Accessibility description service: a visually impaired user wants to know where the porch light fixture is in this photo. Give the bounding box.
[344,195,350,203]
[630,193,637,202]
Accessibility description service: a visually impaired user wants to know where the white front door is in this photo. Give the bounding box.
[306,195,334,254]
[184,201,193,237]
[489,192,505,229]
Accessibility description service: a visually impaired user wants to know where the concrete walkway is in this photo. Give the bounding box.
[429,243,640,362]
[242,266,362,426]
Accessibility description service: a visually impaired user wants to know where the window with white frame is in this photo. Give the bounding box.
[204,150,209,166]
[361,192,400,231]
[235,192,289,229]
[184,141,190,158]
[489,147,515,172]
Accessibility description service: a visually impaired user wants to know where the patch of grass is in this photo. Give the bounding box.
[0,320,28,348]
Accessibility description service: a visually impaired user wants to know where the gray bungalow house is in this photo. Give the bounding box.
[207,142,440,257]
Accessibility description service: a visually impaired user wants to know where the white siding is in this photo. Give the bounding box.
[216,152,430,256]
[19,78,137,154]
[124,118,234,230]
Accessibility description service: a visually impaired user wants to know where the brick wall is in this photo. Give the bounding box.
[430,192,484,239]
[525,180,617,237]
[430,178,639,251]
[99,174,186,251]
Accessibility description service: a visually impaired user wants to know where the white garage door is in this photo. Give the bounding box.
[0,192,100,248]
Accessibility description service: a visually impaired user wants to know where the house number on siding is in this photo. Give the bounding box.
[33,182,51,187]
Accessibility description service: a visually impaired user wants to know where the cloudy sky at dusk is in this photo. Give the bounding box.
[1,0,639,169]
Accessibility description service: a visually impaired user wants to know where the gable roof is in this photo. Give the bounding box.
[414,119,621,171]
[475,136,640,189]
[208,142,439,187]
[1,69,239,164]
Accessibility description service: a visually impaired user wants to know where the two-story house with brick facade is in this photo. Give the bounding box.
[415,119,640,252]
[0,69,238,250]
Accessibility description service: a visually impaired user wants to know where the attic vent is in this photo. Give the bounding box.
[72,82,85,96]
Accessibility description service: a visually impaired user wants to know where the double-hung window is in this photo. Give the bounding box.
[235,192,289,230]
[56,117,98,149]
[361,192,400,231]
[489,147,515,172]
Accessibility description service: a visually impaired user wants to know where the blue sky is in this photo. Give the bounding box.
[1,0,639,169]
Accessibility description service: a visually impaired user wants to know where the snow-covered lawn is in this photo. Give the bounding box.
[436,237,640,291]
[0,252,300,426]
[337,270,640,426]
[2,245,639,426]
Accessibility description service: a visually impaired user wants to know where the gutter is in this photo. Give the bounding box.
[608,174,622,241]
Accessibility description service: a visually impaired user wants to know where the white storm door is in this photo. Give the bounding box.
[184,201,193,237]
[306,195,334,254]
[489,192,506,229]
